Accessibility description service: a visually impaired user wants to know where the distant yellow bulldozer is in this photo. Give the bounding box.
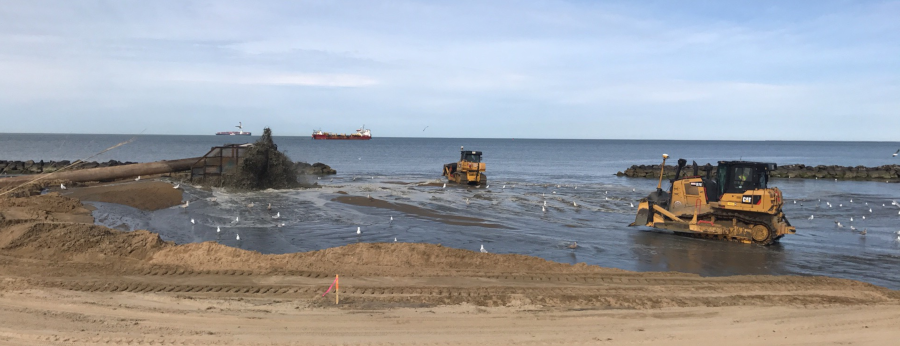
[630,154,795,245]
[442,146,486,185]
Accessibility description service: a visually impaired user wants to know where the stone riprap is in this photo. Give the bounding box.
[0,160,136,175]
[616,163,900,181]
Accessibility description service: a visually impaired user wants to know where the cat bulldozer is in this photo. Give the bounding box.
[629,154,795,245]
[442,146,486,185]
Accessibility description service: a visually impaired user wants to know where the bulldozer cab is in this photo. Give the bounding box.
[717,161,776,196]
[460,151,482,163]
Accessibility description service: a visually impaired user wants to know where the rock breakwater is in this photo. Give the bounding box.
[617,163,900,181]
[0,159,136,175]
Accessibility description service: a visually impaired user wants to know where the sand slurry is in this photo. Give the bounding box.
[0,187,897,345]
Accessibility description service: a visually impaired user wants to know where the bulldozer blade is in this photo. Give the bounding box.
[630,202,653,227]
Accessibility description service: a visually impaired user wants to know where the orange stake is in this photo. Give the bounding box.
[335,275,339,305]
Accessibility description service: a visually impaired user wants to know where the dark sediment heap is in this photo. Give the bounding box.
[617,163,900,181]
[225,128,303,191]
[0,160,136,175]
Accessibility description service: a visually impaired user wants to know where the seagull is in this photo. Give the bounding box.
[835,221,843,228]
[486,185,489,188]
[236,234,240,241]
[357,227,361,235]
[394,237,398,242]
[893,149,899,157]
[217,226,220,234]
[190,218,195,225]
[542,205,546,212]
[442,183,446,189]
[808,215,814,220]
[850,225,857,231]
[181,200,189,209]
[567,242,578,249]
[465,198,470,205]
[850,217,854,222]
[632,188,635,192]
[862,216,866,220]
[552,191,556,194]
[573,201,578,207]
[173,184,180,189]
[870,208,873,213]
[267,203,272,210]
[502,185,506,189]
[850,199,853,203]
[135,176,141,181]
[630,202,635,208]
[423,126,429,131]
[860,228,867,235]
[60,183,66,190]
[543,200,547,206]
[247,202,254,209]
[839,204,843,207]
[390,215,393,223]
[480,244,488,253]
[234,216,239,223]
[273,212,280,219]
[557,185,561,188]
[793,200,796,204]
[605,191,608,195]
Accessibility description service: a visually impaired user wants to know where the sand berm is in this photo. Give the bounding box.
[0,180,897,345]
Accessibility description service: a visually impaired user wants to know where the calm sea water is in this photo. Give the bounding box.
[2,133,899,289]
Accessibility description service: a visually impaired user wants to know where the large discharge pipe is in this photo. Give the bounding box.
[0,157,201,188]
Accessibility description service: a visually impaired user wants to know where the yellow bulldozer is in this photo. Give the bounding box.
[630,154,795,245]
[442,146,486,185]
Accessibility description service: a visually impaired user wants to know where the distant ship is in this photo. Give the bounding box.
[216,122,252,136]
[312,125,372,140]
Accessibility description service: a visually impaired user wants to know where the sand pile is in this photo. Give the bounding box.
[61,181,182,211]
[0,221,172,262]
[150,242,622,276]
[227,127,300,191]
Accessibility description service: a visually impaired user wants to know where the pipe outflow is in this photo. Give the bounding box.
[0,157,201,187]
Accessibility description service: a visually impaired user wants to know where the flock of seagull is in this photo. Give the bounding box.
[803,198,900,240]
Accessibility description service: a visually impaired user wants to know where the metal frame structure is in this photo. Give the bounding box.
[190,143,252,182]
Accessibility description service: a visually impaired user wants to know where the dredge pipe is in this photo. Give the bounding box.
[0,157,201,188]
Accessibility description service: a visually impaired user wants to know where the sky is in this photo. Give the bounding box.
[0,0,898,140]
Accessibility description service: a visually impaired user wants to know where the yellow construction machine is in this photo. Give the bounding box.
[630,154,795,245]
[442,146,486,185]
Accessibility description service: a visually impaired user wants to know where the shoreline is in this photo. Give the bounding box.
[0,179,898,344]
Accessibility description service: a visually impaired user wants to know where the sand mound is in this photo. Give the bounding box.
[0,193,85,213]
[150,242,619,276]
[61,180,182,211]
[0,221,172,261]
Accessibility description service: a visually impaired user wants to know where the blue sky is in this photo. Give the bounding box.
[0,0,897,140]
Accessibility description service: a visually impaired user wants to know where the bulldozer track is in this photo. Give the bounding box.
[678,210,780,245]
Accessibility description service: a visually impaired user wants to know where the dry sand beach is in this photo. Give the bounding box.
[0,180,898,345]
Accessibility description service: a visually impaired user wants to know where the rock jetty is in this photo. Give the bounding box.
[617,163,900,181]
[0,159,136,175]
[294,162,337,175]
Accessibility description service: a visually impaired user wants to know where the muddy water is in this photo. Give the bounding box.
[90,175,900,290]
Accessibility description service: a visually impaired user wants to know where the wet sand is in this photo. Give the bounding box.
[0,181,898,345]
[333,195,509,228]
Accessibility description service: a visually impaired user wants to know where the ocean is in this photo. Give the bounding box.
[2,133,899,289]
